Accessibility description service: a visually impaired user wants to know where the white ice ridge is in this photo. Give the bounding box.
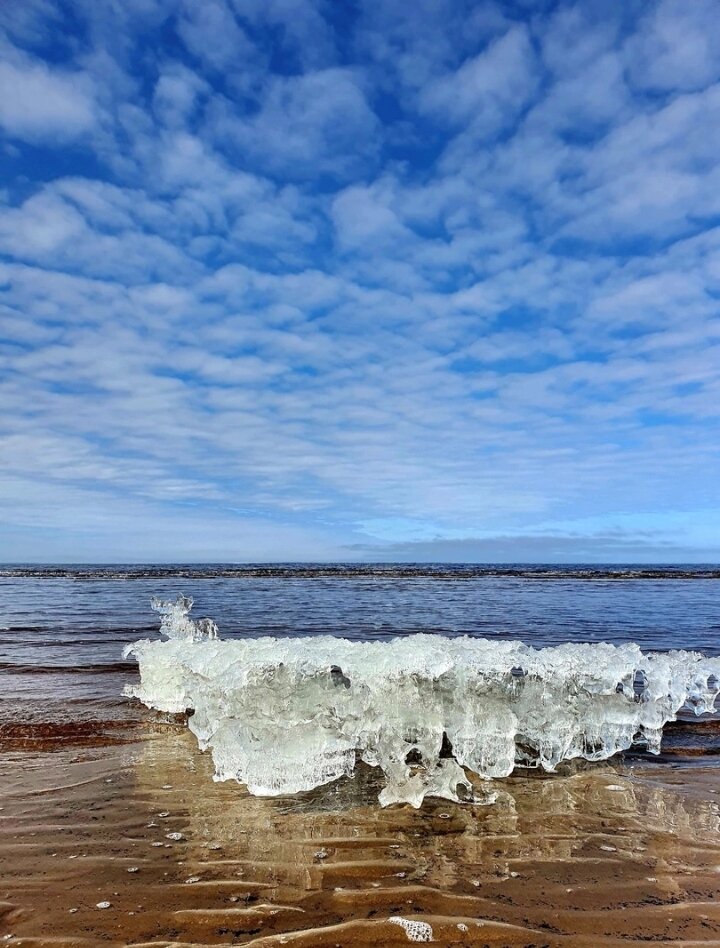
[123,596,720,808]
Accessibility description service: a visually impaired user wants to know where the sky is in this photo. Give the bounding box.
[1,0,719,563]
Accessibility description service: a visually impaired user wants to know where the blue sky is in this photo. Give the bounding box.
[1,0,719,562]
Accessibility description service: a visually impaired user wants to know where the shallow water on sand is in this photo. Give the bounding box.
[1,722,720,946]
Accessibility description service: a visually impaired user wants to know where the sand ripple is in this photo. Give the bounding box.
[1,725,719,946]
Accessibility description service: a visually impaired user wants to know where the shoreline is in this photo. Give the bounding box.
[4,563,720,581]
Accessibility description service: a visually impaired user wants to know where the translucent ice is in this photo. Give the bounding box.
[150,596,218,642]
[123,597,720,807]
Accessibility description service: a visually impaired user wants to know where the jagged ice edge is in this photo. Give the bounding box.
[122,597,720,808]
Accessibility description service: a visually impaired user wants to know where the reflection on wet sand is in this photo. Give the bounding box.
[1,720,719,946]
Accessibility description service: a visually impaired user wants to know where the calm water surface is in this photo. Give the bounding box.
[1,564,719,672]
[1,563,719,755]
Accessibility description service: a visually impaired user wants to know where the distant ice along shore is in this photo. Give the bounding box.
[124,596,720,807]
[7,563,720,580]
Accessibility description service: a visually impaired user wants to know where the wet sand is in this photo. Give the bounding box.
[1,712,720,947]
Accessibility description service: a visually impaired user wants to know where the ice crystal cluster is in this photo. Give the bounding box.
[123,597,720,807]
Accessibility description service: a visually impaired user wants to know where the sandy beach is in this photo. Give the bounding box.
[2,709,720,947]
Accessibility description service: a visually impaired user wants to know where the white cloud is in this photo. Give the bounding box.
[530,51,629,133]
[0,0,63,49]
[0,187,199,283]
[0,477,343,561]
[231,0,336,70]
[625,0,720,93]
[153,64,210,128]
[332,183,413,251]
[0,54,97,141]
[354,0,510,104]
[540,4,621,78]
[208,68,380,179]
[177,0,258,74]
[0,192,86,254]
[419,26,539,132]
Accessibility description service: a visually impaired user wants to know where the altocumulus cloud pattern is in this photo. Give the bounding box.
[0,0,719,562]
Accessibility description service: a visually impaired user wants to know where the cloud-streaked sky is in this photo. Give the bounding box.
[1,0,719,562]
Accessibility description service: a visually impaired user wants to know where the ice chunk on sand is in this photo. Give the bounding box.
[123,597,720,808]
[388,916,434,941]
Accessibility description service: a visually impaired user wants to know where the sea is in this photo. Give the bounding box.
[1,563,719,739]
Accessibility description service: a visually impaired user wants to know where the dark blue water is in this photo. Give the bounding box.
[1,565,719,675]
[1,563,718,741]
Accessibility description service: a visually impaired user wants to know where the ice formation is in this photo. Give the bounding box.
[123,597,720,808]
[150,595,218,642]
[388,917,434,941]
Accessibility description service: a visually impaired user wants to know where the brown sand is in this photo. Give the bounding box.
[1,717,720,947]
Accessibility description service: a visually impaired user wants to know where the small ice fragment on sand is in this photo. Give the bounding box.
[166,832,184,841]
[68,908,77,914]
[314,848,328,859]
[184,876,200,884]
[388,916,433,942]
[96,901,111,909]
[147,822,158,827]
[127,867,139,873]
[151,842,163,847]
[600,845,617,852]
[158,811,170,817]
[457,923,468,932]
[161,785,172,790]
[606,784,624,790]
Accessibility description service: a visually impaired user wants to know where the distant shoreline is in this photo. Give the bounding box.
[3,562,720,580]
